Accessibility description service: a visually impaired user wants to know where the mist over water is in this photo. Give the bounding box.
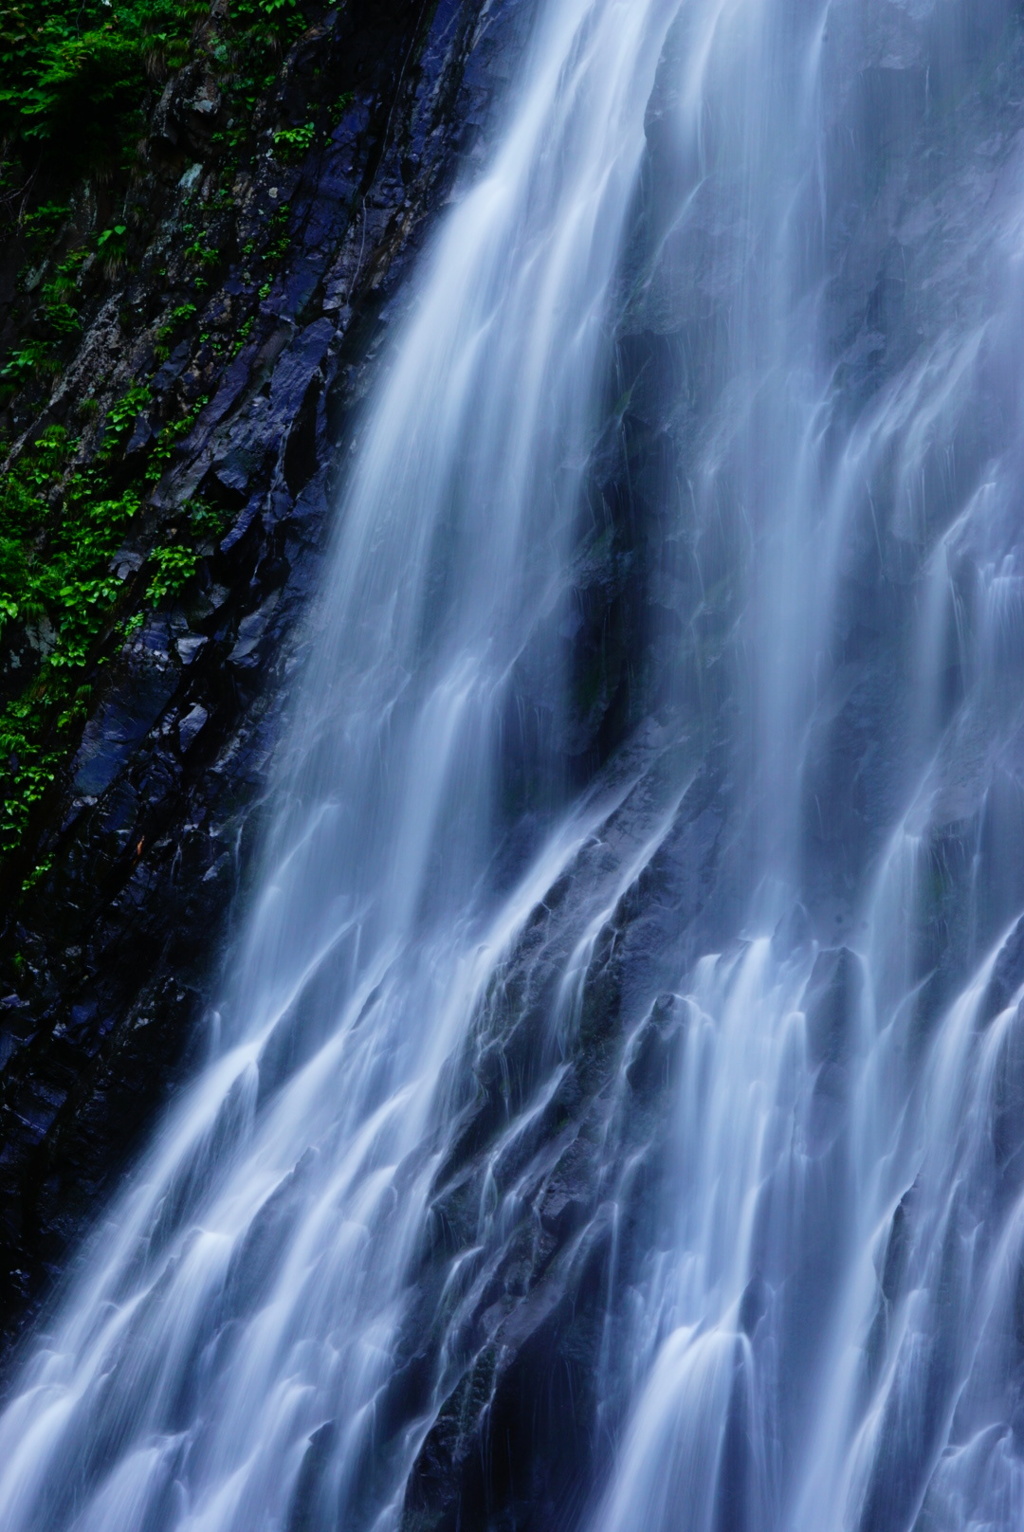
[5,0,1024,1528]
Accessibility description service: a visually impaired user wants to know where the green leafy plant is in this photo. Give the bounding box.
[186,497,230,540]
[154,300,198,359]
[0,419,149,855]
[271,121,315,162]
[40,260,83,335]
[0,339,57,382]
[146,542,198,603]
[20,200,70,255]
[145,393,208,479]
[98,384,151,458]
[182,234,218,267]
[0,0,208,175]
[158,301,198,337]
[96,224,127,249]
[231,314,256,356]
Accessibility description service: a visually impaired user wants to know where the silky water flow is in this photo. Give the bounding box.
[4,0,1024,1529]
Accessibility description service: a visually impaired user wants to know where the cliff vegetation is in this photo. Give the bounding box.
[0,0,329,884]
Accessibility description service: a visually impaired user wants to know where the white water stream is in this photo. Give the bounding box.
[5,0,1024,1528]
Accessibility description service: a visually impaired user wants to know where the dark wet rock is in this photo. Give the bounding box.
[980,915,1024,1028]
[71,648,181,799]
[177,704,209,753]
[803,946,864,1071]
[371,772,721,1532]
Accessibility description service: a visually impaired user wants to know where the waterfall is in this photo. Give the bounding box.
[5,0,1024,1528]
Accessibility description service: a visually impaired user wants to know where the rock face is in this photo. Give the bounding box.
[0,0,535,1350]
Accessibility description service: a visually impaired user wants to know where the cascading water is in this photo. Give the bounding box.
[5,0,1024,1529]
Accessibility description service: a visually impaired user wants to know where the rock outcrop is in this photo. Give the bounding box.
[0,0,533,1352]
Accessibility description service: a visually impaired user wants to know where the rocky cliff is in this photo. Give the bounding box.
[0,0,531,1351]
